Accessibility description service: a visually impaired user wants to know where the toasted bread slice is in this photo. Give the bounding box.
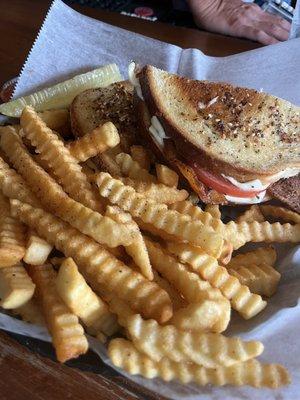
[138,65,300,182]
[136,95,227,204]
[70,81,137,174]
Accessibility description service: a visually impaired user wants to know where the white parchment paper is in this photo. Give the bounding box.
[2,1,300,398]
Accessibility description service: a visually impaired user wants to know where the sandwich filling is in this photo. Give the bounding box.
[131,63,299,204]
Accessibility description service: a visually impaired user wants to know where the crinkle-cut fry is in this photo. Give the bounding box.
[219,240,233,265]
[166,241,267,319]
[12,298,45,326]
[1,130,134,248]
[237,205,265,223]
[28,264,88,363]
[108,339,290,388]
[115,153,156,182]
[135,218,180,242]
[152,270,187,311]
[56,258,119,336]
[107,296,136,328]
[105,206,153,280]
[0,153,41,207]
[20,106,101,212]
[145,238,225,303]
[38,109,70,132]
[130,146,150,170]
[224,220,300,250]
[0,263,35,309]
[169,200,224,232]
[228,246,277,268]
[96,173,224,258]
[169,299,230,333]
[0,192,26,267]
[119,177,188,204]
[155,164,179,188]
[126,314,263,368]
[260,205,300,224]
[227,263,281,297]
[81,163,96,182]
[10,199,173,323]
[205,205,221,220]
[23,230,53,265]
[67,122,120,162]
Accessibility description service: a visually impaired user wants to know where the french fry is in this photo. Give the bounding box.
[1,130,134,248]
[0,263,35,308]
[227,263,281,297]
[169,200,224,232]
[205,205,221,220]
[0,153,41,207]
[224,220,300,250]
[152,270,187,311]
[96,173,224,258]
[0,192,26,267]
[130,145,150,170]
[38,109,70,132]
[260,205,300,224]
[218,240,233,265]
[145,238,225,303]
[20,106,102,212]
[115,153,156,182]
[227,246,277,268]
[67,122,120,162]
[105,206,153,280]
[56,258,119,336]
[119,177,188,204]
[155,164,179,188]
[28,264,88,363]
[237,205,265,223]
[10,199,173,323]
[12,298,45,326]
[166,241,267,319]
[23,230,53,265]
[169,299,230,333]
[108,339,290,388]
[125,314,263,367]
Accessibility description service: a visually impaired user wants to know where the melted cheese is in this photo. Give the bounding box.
[223,167,300,193]
[225,191,268,205]
[149,116,169,148]
[128,62,144,100]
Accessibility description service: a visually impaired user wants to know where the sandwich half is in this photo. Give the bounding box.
[132,64,300,209]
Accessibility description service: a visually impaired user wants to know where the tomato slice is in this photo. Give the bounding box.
[191,163,263,198]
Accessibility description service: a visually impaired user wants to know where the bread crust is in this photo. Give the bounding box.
[135,95,227,204]
[138,66,300,183]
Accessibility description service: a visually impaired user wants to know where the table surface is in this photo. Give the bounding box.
[0,1,259,399]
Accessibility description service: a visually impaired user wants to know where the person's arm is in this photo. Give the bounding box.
[187,0,291,45]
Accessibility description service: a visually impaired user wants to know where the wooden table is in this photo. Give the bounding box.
[0,1,259,399]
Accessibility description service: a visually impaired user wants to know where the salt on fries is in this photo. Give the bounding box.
[0,101,297,390]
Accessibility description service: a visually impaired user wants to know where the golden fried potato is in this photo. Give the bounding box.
[23,231,53,265]
[67,122,120,162]
[20,106,101,212]
[155,164,179,188]
[126,314,263,367]
[0,263,35,309]
[96,173,224,258]
[28,263,88,363]
[260,205,300,224]
[108,339,290,388]
[0,192,26,267]
[166,241,267,319]
[228,246,277,268]
[204,204,221,220]
[237,205,265,223]
[227,263,281,297]
[130,145,151,170]
[56,257,119,336]
[115,153,156,182]
[10,199,173,324]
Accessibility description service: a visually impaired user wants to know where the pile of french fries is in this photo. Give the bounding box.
[1,105,300,389]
